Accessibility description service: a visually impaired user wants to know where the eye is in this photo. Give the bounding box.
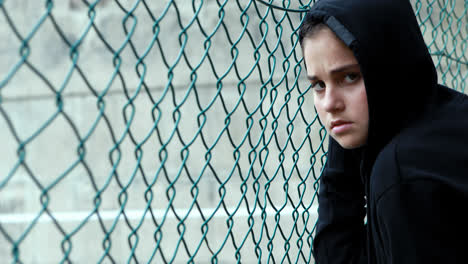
[344,73,360,83]
[311,81,326,92]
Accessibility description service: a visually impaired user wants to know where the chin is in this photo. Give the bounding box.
[334,136,366,149]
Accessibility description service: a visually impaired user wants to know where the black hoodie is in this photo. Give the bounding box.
[305,0,468,263]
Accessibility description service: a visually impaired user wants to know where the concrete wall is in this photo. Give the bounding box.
[0,0,466,263]
[0,1,321,263]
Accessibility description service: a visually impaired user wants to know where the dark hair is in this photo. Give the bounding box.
[298,15,328,47]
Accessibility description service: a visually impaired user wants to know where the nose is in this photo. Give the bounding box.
[322,86,345,113]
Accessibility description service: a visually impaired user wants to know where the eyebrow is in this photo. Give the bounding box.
[307,63,360,81]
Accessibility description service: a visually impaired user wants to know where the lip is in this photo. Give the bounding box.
[330,120,353,134]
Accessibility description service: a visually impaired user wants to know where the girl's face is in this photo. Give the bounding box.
[303,27,369,149]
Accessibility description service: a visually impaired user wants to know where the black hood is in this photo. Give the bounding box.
[305,0,439,167]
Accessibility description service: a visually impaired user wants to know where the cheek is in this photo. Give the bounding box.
[313,98,327,122]
[356,88,369,123]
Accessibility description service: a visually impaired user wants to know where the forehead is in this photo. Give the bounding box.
[302,28,358,74]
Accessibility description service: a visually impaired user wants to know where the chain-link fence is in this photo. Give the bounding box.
[0,0,466,263]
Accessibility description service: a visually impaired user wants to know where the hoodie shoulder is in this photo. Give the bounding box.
[370,89,468,199]
[376,90,468,192]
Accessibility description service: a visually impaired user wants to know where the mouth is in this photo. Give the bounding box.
[330,120,353,134]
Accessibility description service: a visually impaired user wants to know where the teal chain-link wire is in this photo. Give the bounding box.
[0,0,466,263]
